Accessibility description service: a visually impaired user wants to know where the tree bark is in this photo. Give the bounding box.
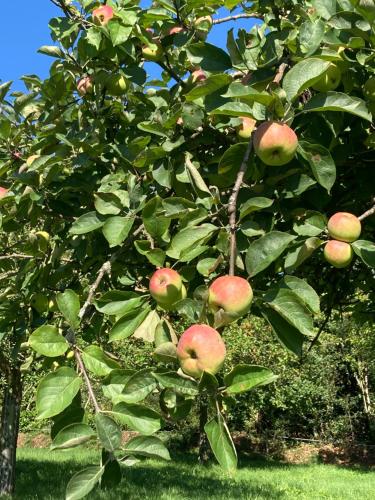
[198,395,209,464]
[0,367,22,496]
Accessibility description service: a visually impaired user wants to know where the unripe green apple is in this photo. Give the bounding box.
[236,117,256,140]
[324,240,353,268]
[312,64,341,92]
[327,212,361,242]
[253,121,298,166]
[208,275,253,320]
[92,5,114,26]
[30,293,49,314]
[35,231,50,252]
[149,268,184,307]
[77,76,93,96]
[363,76,375,101]
[177,324,226,378]
[142,42,163,61]
[106,74,128,96]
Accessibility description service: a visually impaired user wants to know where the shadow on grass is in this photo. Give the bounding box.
[15,452,285,500]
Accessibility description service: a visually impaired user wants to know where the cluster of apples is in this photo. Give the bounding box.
[324,212,362,268]
[149,269,253,378]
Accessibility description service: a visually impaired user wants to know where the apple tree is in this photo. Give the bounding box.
[1,0,375,497]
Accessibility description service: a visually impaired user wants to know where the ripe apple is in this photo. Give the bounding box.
[149,268,184,307]
[194,15,213,39]
[142,42,163,61]
[363,76,375,101]
[327,212,361,242]
[105,74,128,96]
[312,64,341,92]
[324,240,353,268]
[30,293,49,314]
[92,5,114,26]
[253,121,298,166]
[77,76,93,96]
[236,117,256,140]
[208,275,253,318]
[0,187,8,198]
[177,324,226,378]
[191,69,207,83]
[169,26,185,35]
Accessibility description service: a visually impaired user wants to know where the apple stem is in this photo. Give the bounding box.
[227,137,253,276]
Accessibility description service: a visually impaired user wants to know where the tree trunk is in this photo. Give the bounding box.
[198,395,209,464]
[0,367,22,496]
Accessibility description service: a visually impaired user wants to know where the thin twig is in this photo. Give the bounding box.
[358,203,375,221]
[213,13,263,25]
[158,60,186,87]
[79,261,111,321]
[0,254,34,261]
[227,138,253,275]
[74,349,101,413]
[307,307,332,354]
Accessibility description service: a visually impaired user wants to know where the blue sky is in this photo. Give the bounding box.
[0,1,260,92]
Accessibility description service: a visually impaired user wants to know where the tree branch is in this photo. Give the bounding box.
[158,60,185,87]
[0,254,34,261]
[227,137,253,275]
[74,349,101,413]
[358,203,375,221]
[213,13,263,25]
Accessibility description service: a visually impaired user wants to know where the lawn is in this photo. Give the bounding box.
[15,448,375,500]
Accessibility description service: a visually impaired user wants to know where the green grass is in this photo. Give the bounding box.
[15,448,375,500]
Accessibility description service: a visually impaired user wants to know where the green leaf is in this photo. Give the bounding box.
[121,369,157,404]
[209,102,255,118]
[218,143,250,175]
[303,92,372,121]
[70,212,105,235]
[152,372,199,396]
[81,346,120,377]
[153,342,178,364]
[122,435,171,461]
[239,197,274,220]
[38,45,65,58]
[134,241,166,267]
[186,42,232,72]
[284,237,323,271]
[51,423,95,451]
[261,306,305,357]
[102,369,135,403]
[245,232,296,277]
[142,196,170,239]
[264,288,314,337]
[293,212,327,237]
[56,289,80,330]
[222,82,274,106]
[185,74,232,101]
[102,216,134,247]
[95,291,144,316]
[205,414,237,470]
[29,325,68,357]
[108,21,132,46]
[133,310,160,343]
[298,142,336,192]
[95,414,122,452]
[166,224,217,260]
[299,19,325,56]
[109,308,151,342]
[280,276,320,315]
[94,192,123,215]
[186,159,212,196]
[352,240,375,267]
[110,402,162,435]
[36,367,81,419]
[224,364,277,394]
[66,466,104,500]
[283,58,330,101]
